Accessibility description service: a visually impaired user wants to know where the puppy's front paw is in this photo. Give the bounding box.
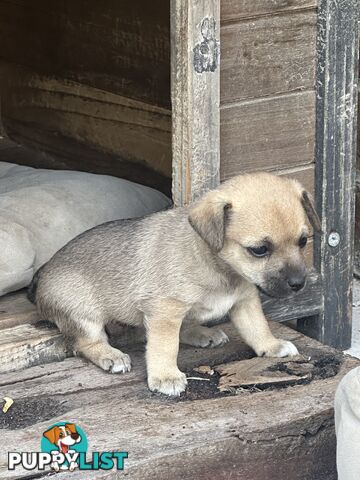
[261,339,299,358]
[100,350,132,374]
[148,370,187,396]
[181,326,229,348]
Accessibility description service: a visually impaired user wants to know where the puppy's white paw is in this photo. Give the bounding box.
[148,370,187,396]
[181,326,229,348]
[262,339,299,358]
[100,351,132,374]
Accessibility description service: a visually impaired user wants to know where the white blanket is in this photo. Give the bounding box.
[0,162,171,295]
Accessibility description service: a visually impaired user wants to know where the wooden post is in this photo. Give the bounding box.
[171,0,220,206]
[300,0,360,349]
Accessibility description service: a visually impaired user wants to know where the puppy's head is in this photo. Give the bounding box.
[188,173,321,298]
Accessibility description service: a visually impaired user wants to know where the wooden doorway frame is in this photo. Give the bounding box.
[171,0,360,349]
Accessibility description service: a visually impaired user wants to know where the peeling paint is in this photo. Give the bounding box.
[193,17,220,74]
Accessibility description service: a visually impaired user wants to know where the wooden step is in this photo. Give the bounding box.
[0,290,38,330]
[0,323,68,374]
[0,321,358,479]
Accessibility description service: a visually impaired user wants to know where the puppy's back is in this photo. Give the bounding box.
[29,208,195,325]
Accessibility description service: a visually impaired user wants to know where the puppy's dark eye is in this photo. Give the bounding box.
[247,246,269,257]
[59,432,64,438]
[298,236,308,248]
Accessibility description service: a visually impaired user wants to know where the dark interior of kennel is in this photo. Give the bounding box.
[0,0,172,195]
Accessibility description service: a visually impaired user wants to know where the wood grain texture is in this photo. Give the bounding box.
[0,322,357,479]
[171,0,220,206]
[220,10,317,104]
[354,172,360,276]
[220,91,315,179]
[354,79,360,276]
[307,0,360,349]
[221,0,317,23]
[0,323,69,374]
[215,356,313,391]
[0,0,170,108]
[0,291,37,330]
[1,66,172,194]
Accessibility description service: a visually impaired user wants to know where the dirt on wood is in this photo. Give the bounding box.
[176,347,342,402]
[0,396,67,430]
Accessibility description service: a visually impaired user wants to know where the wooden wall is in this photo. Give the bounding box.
[354,63,360,276]
[219,0,317,196]
[0,0,172,194]
[0,0,318,199]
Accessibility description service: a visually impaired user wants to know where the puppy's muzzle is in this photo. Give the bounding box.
[261,264,307,298]
[287,272,306,292]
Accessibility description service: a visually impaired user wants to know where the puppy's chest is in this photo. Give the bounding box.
[191,291,239,322]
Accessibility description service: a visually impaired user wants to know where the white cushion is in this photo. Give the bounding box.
[0,162,171,296]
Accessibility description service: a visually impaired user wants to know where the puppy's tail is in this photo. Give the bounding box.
[27,269,41,304]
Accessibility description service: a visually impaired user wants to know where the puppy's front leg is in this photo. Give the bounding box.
[145,299,188,396]
[230,289,298,357]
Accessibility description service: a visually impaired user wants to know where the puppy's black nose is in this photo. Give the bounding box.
[288,274,306,292]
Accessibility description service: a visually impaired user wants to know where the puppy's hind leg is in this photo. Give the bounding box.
[180,324,229,348]
[73,322,131,374]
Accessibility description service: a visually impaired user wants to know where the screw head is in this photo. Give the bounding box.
[328,231,340,247]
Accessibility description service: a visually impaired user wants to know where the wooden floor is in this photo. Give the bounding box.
[0,292,359,479]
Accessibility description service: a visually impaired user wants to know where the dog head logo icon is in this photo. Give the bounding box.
[41,422,87,472]
[43,423,81,454]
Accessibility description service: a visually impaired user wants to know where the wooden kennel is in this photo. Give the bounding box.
[0,0,359,350]
[0,1,360,479]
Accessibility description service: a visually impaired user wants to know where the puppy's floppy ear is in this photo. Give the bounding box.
[43,426,60,445]
[65,423,77,434]
[188,193,231,251]
[301,191,322,233]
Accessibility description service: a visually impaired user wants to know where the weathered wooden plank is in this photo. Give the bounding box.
[171,0,220,205]
[0,66,172,193]
[221,0,317,23]
[220,10,317,104]
[215,356,314,391]
[0,0,170,108]
[0,132,171,196]
[302,0,360,349]
[0,291,37,329]
[0,322,357,479]
[220,91,315,178]
[355,172,360,277]
[0,324,68,374]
